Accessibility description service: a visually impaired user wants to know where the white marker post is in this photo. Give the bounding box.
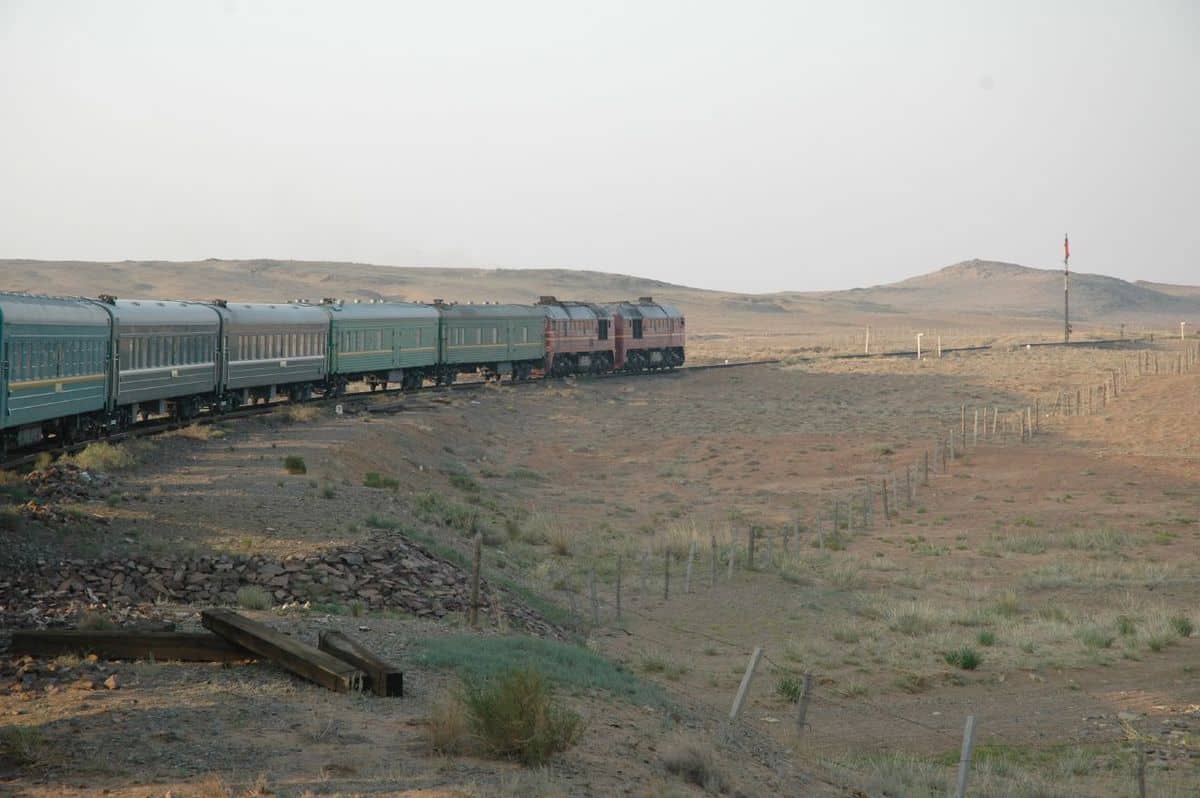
[1182,321,1187,341]
[916,333,924,361]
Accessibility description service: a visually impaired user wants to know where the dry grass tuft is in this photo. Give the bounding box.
[69,442,136,472]
[427,690,471,755]
[76,610,115,631]
[281,404,321,424]
[662,742,730,793]
[236,585,271,611]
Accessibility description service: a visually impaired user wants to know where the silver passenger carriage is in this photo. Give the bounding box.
[212,301,328,405]
[89,296,223,422]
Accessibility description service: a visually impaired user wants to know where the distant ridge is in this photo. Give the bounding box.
[805,259,1200,320]
[1,257,1197,324]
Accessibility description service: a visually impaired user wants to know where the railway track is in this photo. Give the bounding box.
[0,359,779,470]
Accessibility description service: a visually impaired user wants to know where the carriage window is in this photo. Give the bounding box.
[632,319,643,339]
[597,319,608,341]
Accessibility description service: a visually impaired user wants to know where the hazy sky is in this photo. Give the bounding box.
[1,1,1197,292]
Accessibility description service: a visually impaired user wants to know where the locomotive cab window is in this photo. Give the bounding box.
[632,319,643,339]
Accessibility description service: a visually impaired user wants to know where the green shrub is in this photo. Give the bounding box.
[459,668,583,765]
[448,472,480,492]
[363,472,399,490]
[0,506,21,532]
[944,646,981,670]
[1077,626,1115,650]
[776,675,806,703]
[976,630,996,647]
[365,514,400,530]
[283,455,307,475]
[1116,615,1136,636]
[1147,634,1174,652]
[236,585,271,610]
[0,726,46,767]
[320,485,336,500]
[1169,616,1194,638]
[411,491,476,532]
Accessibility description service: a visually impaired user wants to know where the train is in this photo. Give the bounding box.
[0,291,685,454]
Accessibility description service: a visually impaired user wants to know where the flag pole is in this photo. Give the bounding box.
[1063,233,1071,343]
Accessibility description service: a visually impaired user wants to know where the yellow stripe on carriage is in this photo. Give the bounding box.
[11,373,106,389]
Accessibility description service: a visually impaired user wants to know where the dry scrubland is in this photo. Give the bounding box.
[2,333,1198,796]
[1,260,1199,796]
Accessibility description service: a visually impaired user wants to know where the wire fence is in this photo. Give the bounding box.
[469,339,1200,795]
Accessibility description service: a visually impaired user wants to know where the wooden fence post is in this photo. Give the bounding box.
[727,544,735,579]
[795,671,814,733]
[685,539,696,593]
[923,449,930,485]
[663,552,670,600]
[747,526,756,570]
[469,533,483,628]
[955,714,977,798]
[972,408,978,447]
[881,478,890,524]
[711,536,718,587]
[961,404,966,440]
[728,646,764,722]
[615,554,623,622]
[639,552,648,597]
[589,568,599,627]
[1135,738,1147,798]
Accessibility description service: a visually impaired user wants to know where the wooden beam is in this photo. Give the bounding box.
[317,630,403,697]
[8,630,251,662]
[201,609,364,693]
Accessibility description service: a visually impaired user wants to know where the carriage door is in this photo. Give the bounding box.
[1,340,7,422]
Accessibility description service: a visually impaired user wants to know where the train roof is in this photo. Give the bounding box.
[0,292,111,327]
[602,298,683,320]
[91,298,222,327]
[317,301,440,321]
[436,303,544,320]
[213,302,330,327]
[536,298,611,322]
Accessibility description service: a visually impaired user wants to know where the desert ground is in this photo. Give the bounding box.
[2,261,1199,797]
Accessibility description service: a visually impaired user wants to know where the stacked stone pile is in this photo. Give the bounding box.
[0,536,563,638]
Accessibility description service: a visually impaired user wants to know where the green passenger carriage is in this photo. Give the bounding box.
[320,300,440,392]
[435,303,545,383]
[0,293,111,450]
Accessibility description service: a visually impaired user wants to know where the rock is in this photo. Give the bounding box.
[103,675,119,690]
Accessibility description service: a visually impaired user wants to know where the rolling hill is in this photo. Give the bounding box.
[1,257,1197,329]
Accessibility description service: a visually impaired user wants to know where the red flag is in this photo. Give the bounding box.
[1064,234,1070,263]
